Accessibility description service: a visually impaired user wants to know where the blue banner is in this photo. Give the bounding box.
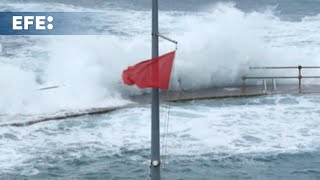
[0,12,102,35]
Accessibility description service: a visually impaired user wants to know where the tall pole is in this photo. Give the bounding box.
[151,0,160,179]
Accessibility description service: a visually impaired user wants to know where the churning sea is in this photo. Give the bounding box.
[1,0,320,179]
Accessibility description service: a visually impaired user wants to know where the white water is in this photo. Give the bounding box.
[0,4,320,109]
[1,95,320,175]
[1,3,320,114]
[1,2,320,177]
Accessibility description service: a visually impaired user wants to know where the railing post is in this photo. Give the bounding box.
[241,76,246,93]
[298,65,302,93]
[272,78,276,92]
[262,79,267,93]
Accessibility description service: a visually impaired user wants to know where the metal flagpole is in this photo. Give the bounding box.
[151,0,161,179]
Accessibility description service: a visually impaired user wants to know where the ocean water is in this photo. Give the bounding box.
[1,0,320,179]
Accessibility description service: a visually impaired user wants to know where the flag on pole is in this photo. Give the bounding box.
[122,51,175,90]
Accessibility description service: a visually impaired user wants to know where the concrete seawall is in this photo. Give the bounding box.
[2,84,320,127]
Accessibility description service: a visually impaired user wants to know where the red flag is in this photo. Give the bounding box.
[122,51,175,90]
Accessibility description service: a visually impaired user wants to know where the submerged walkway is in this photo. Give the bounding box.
[1,84,320,127]
[131,84,320,103]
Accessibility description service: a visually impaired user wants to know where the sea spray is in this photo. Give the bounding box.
[1,3,320,114]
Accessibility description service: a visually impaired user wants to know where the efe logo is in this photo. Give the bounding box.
[13,16,53,30]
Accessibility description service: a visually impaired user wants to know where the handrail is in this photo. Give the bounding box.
[242,65,320,93]
[242,76,320,79]
[243,76,296,79]
[249,66,320,69]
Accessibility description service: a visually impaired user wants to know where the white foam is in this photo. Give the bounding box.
[1,3,320,115]
[1,95,320,175]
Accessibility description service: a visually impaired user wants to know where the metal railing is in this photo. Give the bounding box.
[241,65,320,93]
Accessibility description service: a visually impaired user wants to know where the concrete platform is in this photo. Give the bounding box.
[2,84,320,127]
[130,84,320,104]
